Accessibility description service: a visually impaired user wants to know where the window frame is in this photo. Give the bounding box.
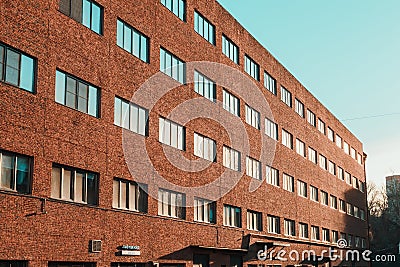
[194,10,215,45]
[157,188,186,219]
[112,178,148,213]
[264,71,276,95]
[222,35,239,64]
[114,96,149,136]
[223,204,242,228]
[0,150,33,194]
[160,0,186,21]
[194,197,216,224]
[281,86,292,107]
[244,55,260,81]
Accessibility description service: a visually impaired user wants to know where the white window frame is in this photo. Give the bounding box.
[281,86,292,107]
[194,197,215,223]
[327,127,335,142]
[328,161,336,175]
[266,166,279,187]
[295,98,304,117]
[299,223,308,239]
[246,156,261,180]
[194,70,216,102]
[335,134,342,148]
[297,180,307,198]
[223,204,241,227]
[223,146,241,171]
[321,191,328,206]
[264,71,276,95]
[308,147,317,164]
[318,119,325,134]
[159,117,185,150]
[194,132,216,162]
[158,188,185,219]
[114,96,148,136]
[267,215,280,234]
[310,185,319,202]
[283,174,294,192]
[319,154,327,170]
[247,210,262,231]
[244,55,260,81]
[245,105,260,129]
[265,118,278,140]
[282,129,293,149]
[284,219,295,236]
[223,89,240,116]
[296,139,306,157]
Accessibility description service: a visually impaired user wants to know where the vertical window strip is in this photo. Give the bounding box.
[160,48,185,83]
[222,35,239,64]
[116,19,149,62]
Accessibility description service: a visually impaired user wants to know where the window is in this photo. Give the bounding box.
[265,118,278,140]
[114,96,148,136]
[284,219,295,236]
[311,226,320,240]
[346,203,354,216]
[246,157,261,180]
[299,223,308,238]
[335,135,342,148]
[245,105,260,129]
[158,188,186,219]
[247,210,262,231]
[345,171,351,185]
[222,35,239,64]
[55,70,100,117]
[332,230,339,243]
[194,197,216,223]
[51,164,98,205]
[160,0,185,21]
[330,195,338,209]
[59,0,103,34]
[266,166,279,186]
[112,178,148,213]
[352,176,358,189]
[357,153,363,165]
[194,11,215,45]
[320,191,328,206]
[267,215,280,234]
[159,117,185,150]
[116,19,149,62]
[354,206,359,218]
[318,119,325,134]
[297,180,307,198]
[264,72,276,95]
[223,146,241,171]
[322,228,330,242]
[160,47,186,83]
[294,98,304,117]
[281,129,293,149]
[0,151,32,194]
[328,161,336,175]
[0,43,36,92]
[223,90,240,116]
[307,109,316,127]
[360,209,366,221]
[244,55,259,81]
[355,236,361,248]
[223,205,241,227]
[327,127,334,142]
[281,87,292,107]
[348,234,353,247]
[193,254,209,267]
[343,141,350,154]
[338,166,344,180]
[296,139,306,157]
[283,174,294,192]
[194,70,216,102]
[0,261,28,267]
[194,133,216,162]
[340,232,346,241]
[319,154,327,170]
[350,147,356,159]
[310,185,318,202]
[308,147,317,164]
[339,199,346,212]
[359,180,365,192]
[361,238,367,249]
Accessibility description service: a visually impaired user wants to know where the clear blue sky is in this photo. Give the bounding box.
[217,0,400,186]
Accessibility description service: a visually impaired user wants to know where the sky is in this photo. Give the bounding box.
[217,0,400,187]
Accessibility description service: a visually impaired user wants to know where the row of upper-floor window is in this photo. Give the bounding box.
[0,151,366,249]
[55,0,364,164]
[0,42,365,201]
[265,167,366,221]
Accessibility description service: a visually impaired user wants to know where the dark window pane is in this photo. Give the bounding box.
[66,91,76,108]
[0,46,4,80]
[78,97,88,113]
[5,66,19,86]
[66,76,76,93]
[71,0,83,22]
[16,157,30,193]
[78,82,88,98]
[86,173,98,205]
[6,49,20,68]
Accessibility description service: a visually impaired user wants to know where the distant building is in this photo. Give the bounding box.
[386,175,400,214]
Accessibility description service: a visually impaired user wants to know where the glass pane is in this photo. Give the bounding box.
[138,108,146,135]
[20,55,34,92]
[5,65,19,86]
[78,82,88,98]
[75,172,84,202]
[66,91,76,108]
[55,71,66,104]
[194,12,198,32]
[163,121,171,145]
[133,31,140,58]
[16,157,30,193]
[114,97,122,126]
[171,123,178,148]
[78,96,87,113]
[166,0,172,10]
[66,76,77,93]
[86,173,97,205]
[62,169,72,200]
[140,36,147,62]
[91,3,101,34]
[120,181,127,209]
[6,49,20,68]
[129,183,137,210]
[165,52,172,76]
[160,49,165,72]
[178,0,184,20]
[88,86,98,117]
[112,180,119,208]
[123,25,132,53]
[172,0,178,16]
[1,155,14,189]
[51,167,61,198]
[117,20,124,47]
[130,105,139,133]
[121,100,129,129]
[82,0,91,28]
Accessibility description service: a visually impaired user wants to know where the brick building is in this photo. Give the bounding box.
[0,1,368,267]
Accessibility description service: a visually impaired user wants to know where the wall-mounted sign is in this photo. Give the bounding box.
[118,245,141,256]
